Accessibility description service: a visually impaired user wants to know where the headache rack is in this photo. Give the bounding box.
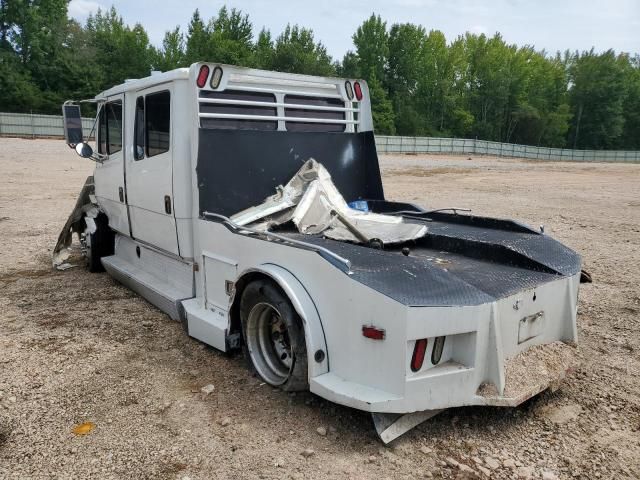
[197,66,360,133]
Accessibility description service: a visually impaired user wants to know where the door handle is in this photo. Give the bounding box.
[164,195,172,214]
[118,187,124,202]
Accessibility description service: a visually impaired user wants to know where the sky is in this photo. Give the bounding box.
[68,0,640,60]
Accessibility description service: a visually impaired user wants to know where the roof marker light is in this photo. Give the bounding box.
[362,325,385,340]
[345,81,354,100]
[210,66,223,89]
[411,338,428,372]
[354,81,363,101]
[196,65,210,88]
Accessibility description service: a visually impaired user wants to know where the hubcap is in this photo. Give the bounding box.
[246,302,293,386]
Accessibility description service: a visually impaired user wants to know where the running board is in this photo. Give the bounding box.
[101,236,194,321]
[372,409,443,444]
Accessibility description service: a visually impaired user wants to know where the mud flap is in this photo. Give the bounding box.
[372,409,443,444]
[52,175,96,269]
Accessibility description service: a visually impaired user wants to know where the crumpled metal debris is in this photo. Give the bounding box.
[52,176,97,269]
[231,159,427,244]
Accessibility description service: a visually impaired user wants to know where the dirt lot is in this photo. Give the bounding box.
[1,137,639,480]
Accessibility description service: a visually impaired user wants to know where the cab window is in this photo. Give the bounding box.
[134,96,145,160]
[107,101,123,154]
[97,100,123,155]
[145,91,170,157]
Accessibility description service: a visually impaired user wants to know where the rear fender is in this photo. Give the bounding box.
[235,264,329,378]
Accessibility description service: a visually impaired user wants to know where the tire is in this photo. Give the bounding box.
[86,213,114,273]
[240,280,308,391]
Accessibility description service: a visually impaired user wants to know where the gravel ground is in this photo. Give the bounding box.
[1,138,639,480]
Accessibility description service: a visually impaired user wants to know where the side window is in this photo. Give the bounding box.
[98,105,107,154]
[106,101,122,154]
[145,91,170,157]
[134,96,145,160]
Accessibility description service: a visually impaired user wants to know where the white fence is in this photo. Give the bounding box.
[375,136,640,163]
[1,112,639,163]
[0,112,94,138]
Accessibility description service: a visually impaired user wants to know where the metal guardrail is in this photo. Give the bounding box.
[375,136,640,163]
[1,112,638,163]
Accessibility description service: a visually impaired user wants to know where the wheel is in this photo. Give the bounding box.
[86,213,114,273]
[240,280,308,391]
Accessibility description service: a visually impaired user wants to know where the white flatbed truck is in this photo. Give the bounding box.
[55,63,582,442]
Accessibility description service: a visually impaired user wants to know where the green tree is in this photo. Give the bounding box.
[387,23,425,97]
[154,26,186,71]
[252,28,274,69]
[567,49,627,149]
[271,24,334,76]
[0,49,40,111]
[352,14,388,83]
[337,50,359,77]
[619,55,640,149]
[367,72,395,134]
[208,6,253,65]
[86,7,154,90]
[185,9,209,64]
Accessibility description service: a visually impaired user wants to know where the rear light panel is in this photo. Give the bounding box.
[196,65,210,88]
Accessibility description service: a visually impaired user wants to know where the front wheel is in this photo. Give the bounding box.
[240,280,308,391]
[86,213,114,273]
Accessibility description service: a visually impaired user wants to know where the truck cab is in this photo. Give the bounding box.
[56,63,582,442]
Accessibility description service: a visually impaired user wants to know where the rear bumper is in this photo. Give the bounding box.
[311,341,578,413]
[310,272,580,414]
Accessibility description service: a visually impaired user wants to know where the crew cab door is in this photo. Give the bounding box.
[125,85,179,255]
[93,94,130,235]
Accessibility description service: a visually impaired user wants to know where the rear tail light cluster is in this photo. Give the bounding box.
[196,64,224,89]
[410,336,446,372]
[345,80,363,101]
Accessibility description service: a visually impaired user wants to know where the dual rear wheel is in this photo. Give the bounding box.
[240,280,308,391]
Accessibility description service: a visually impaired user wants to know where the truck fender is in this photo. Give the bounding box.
[237,264,329,379]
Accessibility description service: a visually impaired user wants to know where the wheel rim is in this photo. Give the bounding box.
[246,302,293,386]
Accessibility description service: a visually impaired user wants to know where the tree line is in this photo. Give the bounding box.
[1,2,638,149]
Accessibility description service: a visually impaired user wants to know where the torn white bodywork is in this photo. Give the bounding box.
[52,175,98,269]
[231,159,427,245]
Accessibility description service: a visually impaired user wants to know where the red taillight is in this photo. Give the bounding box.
[411,339,428,372]
[362,325,385,340]
[354,81,363,100]
[196,65,210,88]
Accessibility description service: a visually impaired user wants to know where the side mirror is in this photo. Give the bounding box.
[62,104,84,147]
[75,142,94,158]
